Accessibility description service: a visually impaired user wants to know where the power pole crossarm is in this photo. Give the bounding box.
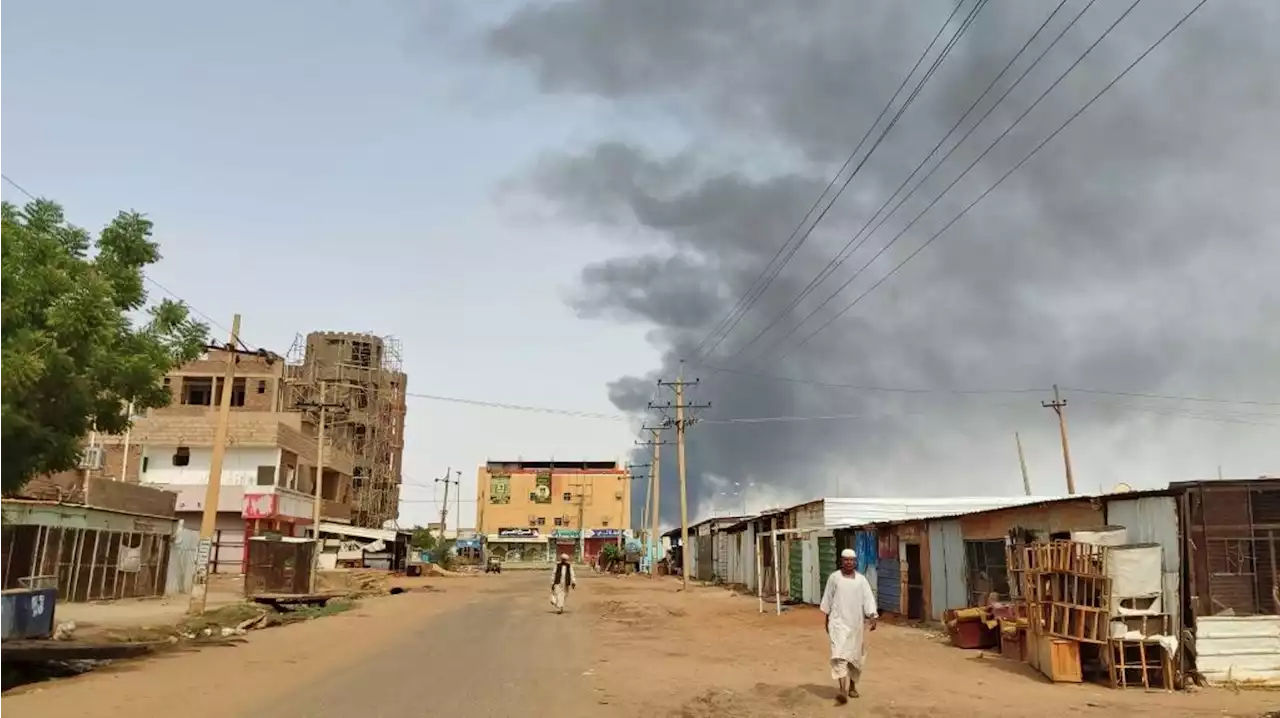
[1041,385,1076,496]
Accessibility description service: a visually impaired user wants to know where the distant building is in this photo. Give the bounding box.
[476,459,631,564]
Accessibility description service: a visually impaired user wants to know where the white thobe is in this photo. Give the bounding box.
[549,563,575,612]
[820,571,878,681]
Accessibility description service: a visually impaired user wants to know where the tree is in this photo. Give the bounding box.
[409,525,437,551]
[1,198,209,494]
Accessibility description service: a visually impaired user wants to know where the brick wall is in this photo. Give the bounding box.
[85,477,177,517]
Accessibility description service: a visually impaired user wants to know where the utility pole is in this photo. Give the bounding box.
[189,314,241,616]
[636,426,671,576]
[435,467,459,536]
[1015,432,1031,496]
[1041,385,1076,495]
[654,363,711,591]
[625,463,649,548]
[297,382,345,593]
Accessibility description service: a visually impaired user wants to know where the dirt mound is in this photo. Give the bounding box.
[317,569,390,596]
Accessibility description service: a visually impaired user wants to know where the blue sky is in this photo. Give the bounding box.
[2,0,662,527]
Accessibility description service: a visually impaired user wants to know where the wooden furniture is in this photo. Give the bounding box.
[1107,638,1174,690]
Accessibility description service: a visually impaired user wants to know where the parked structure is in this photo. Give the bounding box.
[476,459,631,564]
[2,478,179,602]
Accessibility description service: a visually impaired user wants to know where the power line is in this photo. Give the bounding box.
[1063,386,1280,407]
[771,0,1207,365]
[404,391,631,420]
[686,0,980,365]
[722,0,1078,365]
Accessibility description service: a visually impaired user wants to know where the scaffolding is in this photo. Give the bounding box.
[285,332,406,528]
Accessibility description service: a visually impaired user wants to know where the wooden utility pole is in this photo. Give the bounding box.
[297,382,345,593]
[1015,432,1031,496]
[435,467,459,536]
[636,426,670,576]
[1041,385,1076,495]
[654,364,710,591]
[189,314,241,616]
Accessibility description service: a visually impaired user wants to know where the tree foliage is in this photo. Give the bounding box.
[1,198,209,494]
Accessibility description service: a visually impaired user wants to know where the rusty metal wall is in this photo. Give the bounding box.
[245,539,314,594]
[1186,480,1280,617]
[1,524,169,602]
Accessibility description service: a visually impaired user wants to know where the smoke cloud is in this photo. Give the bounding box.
[486,0,1280,524]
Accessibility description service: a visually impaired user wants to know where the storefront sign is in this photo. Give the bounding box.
[534,470,552,504]
[489,474,511,505]
[589,528,621,539]
[551,529,580,539]
[498,527,539,539]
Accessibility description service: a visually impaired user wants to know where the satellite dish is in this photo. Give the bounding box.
[1111,483,1133,494]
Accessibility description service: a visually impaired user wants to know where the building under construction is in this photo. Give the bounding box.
[286,332,407,528]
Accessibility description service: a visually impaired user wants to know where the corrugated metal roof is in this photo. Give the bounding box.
[821,496,1066,527]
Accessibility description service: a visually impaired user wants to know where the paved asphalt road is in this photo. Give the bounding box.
[3,572,608,718]
[269,573,597,718]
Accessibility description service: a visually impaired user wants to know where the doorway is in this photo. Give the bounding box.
[905,543,925,620]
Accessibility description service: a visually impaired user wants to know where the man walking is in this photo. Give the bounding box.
[820,548,878,705]
[550,553,576,614]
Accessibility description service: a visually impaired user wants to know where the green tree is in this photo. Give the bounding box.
[409,525,437,551]
[1,198,209,494]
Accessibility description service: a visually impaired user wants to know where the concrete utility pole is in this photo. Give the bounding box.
[626,463,650,554]
[1041,385,1076,495]
[297,382,345,593]
[435,467,459,536]
[1015,432,1032,496]
[189,314,241,616]
[636,426,671,576]
[654,363,710,592]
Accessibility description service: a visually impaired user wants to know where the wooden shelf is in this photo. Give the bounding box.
[1107,638,1173,690]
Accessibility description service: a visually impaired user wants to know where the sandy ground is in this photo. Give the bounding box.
[3,572,1275,717]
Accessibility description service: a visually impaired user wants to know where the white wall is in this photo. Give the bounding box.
[140,445,280,486]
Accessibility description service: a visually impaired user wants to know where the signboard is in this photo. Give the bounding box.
[243,493,278,519]
[590,528,622,539]
[489,474,511,505]
[498,527,540,539]
[551,529,581,539]
[533,470,552,504]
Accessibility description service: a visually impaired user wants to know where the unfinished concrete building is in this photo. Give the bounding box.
[286,332,406,529]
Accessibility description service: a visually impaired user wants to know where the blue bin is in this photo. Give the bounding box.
[1,588,58,642]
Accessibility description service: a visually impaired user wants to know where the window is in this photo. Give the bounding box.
[554,517,564,527]
[563,492,572,502]
[172,447,191,467]
[601,518,609,527]
[537,517,546,526]
[257,380,267,394]
[141,457,150,473]
[163,377,171,388]
[181,378,213,406]
[256,466,276,486]
[214,378,246,407]
[964,539,1010,605]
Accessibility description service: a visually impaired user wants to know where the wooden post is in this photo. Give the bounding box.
[1016,432,1032,496]
[1042,385,1076,495]
[189,314,240,615]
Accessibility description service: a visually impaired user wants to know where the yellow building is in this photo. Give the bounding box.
[476,460,631,563]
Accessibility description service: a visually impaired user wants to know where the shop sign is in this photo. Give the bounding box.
[589,528,622,539]
[498,527,539,539]
[533,470,553,504]
[551,529,580,539]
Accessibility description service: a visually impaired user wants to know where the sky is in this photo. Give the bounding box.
[5,0,1277,530]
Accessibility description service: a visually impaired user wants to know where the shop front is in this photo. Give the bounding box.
[551,529,580,561]
[486,527,548,563]
[585,528,623,566]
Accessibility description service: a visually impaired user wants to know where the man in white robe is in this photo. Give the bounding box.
[550,553,576,614]
[820,547,878,705]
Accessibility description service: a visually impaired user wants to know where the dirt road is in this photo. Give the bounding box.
[2,572,1274,717]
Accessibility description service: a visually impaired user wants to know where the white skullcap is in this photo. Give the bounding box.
[840,548,857,559]
[560,553,570,561]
